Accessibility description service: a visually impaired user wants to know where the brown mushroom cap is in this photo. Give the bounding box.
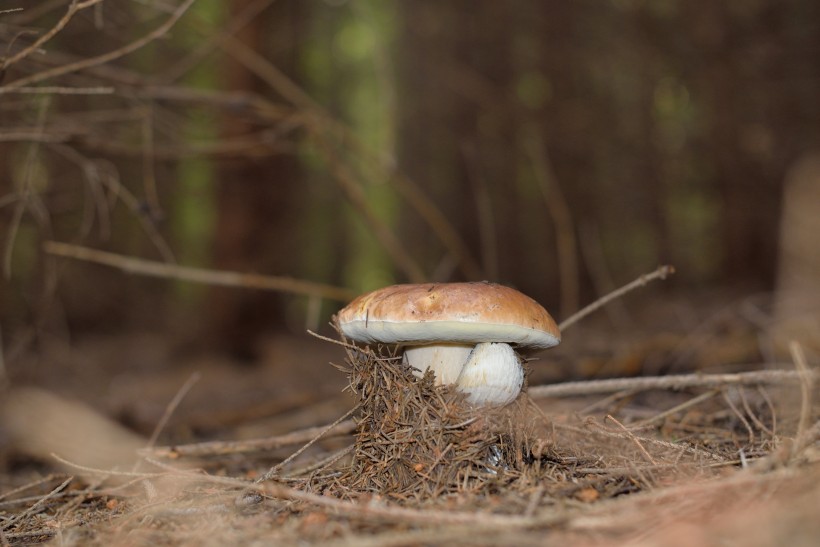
[336,282,561,349]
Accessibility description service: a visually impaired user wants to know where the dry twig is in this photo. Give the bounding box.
[145,419,357,459]
[0,0,104,72]
[528,369,811,399]
[2,0,197,90]
[559,264,675,331]
[43,241,356,302]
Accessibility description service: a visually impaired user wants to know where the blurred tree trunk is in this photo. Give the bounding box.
[206,0,307,360]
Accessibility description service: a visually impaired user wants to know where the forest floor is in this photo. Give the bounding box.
[1,291,819,546]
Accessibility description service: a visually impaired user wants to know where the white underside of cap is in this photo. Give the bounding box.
[403,344,473,385]
[340,319,560,349]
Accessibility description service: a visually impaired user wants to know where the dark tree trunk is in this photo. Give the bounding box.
[206,0,307,360]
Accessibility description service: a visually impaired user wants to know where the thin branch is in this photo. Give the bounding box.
[49,144,176,262]
[789,341,814,461]
[313,135,427,283]
[632,390,720,429]
[605,414,656,464]
[256,405,361,483]
[143,373,201,454]
[558,265,675,331]
[0,86,114,95]
[2,0,197,90]
[307,329,363,352]
[0,0,104,72]
[527,369,813,399]
[208,25,481,279]
[0,476,73,532]
[144,419,357,459]
[722,389,755,445]
[43,241,357,302]
[258,481,540,528]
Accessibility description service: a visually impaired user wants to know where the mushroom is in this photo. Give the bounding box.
[336,282,560,406]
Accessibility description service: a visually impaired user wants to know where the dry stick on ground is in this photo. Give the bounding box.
[528,369,814,399]
[723,389,756,445]
[0,476,73,533]
[790,341,814,451]
[257,481,543,528]
[143,373,202,454]
[57,453,547,530]
[750,342,820,470]
[42,241,356,302]
[632,390,720,429]
[256,404,361,483]
[605,415,657,465]
[283,444,356,479]
[145,419,357,459]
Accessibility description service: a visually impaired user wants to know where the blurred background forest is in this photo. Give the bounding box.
[1,0,819,367]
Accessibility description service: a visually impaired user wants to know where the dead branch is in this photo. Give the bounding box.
[528,369,814,399]
[143,373,201,455]
[2,0,197,90]
[790,341,814,454]
[145,419,357,459]
[256,405,360,482]
[202,13,480,279]
[259,481,541,528]
[0,0,104,72]
[0,86,114,95]
[312,134,428,283]
[0,476,73,533]
[43,241,357,302]
[558,264,675,331]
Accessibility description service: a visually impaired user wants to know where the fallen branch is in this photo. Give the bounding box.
[528,369,814,399]
[259,481,542,528]
[43,241,356,302]
[145,419,357,459]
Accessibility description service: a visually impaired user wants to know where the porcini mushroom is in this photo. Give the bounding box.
[336,282,560,406]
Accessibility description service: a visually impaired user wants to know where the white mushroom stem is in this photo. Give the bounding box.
[402,344,473,385]
[455,342,524,407]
